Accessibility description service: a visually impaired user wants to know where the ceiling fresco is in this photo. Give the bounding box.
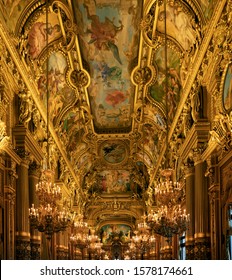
[0,0,217,229]
[100,224,131,244]
[149,46,182,123]
[72,0,143,132]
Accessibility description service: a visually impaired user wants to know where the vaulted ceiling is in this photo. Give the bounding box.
[0,0,219,228]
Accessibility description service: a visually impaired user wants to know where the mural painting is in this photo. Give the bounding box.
[100,224,131,244]
[223,63,232,112]
[149,46,182,123]
[100,141,127,164]
[98,169,131,193]
[27,13,61,59]
[72,0,142,130]
[156,2,197,51]
[37,52,76,123]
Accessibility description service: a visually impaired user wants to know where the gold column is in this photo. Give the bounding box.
[57,232,67,259]
[82,247,89,260]
[16,154,31,259]
[28,162,41,260]
[193,150,211,259]
[184,159,195,259]
[160,236,172,260]
[206,156,220,260]
[4,186,15,259]
[4,160,17,259]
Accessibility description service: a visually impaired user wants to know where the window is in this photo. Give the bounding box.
[228,205,232,260]
[179,233,186,260]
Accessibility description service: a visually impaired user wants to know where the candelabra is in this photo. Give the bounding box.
[87,229,103,259]
[154,168,183,206]
[147,204,190,239]
[35,169,62,205]
[29,203,70,238]
[70,213,89,256]
[29,170,70,239]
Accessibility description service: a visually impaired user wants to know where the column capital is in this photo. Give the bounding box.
[183,158,195,177]
[192,144,207,165]
[15,147,30,166]
[4,186,16,206]
[28,161,41,178]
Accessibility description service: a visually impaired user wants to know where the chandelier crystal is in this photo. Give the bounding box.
[147,204,190,239]
[29,170,70,239]
[154,168,183,206]
[70,213,89,249]
[29,203,70,238]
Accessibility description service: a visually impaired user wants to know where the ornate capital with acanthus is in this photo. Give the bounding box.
[192,144,206,165]
[15,147,30,165]
[183,157,195,177]
[28,161,41,178]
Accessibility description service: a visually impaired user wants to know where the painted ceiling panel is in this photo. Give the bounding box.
[72,0,143,132]
[149,46,182,123]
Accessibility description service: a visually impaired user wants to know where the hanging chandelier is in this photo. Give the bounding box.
[29,203,70,239]
[154,168,183,206]
[35,169,62,204]
[87,229,104,259]
[70,214,89,249]
[29,0,70,241]
[144,0,190,242]
[29,157,70,239]
[147,204,190,239]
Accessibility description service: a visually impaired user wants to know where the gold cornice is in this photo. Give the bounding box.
[179,120,211,160]
[13,125,43,164]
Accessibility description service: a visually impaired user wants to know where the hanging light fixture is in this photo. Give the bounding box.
[154,168,183,206]
[29,0,69,241]
[145,0,190,241]
[147,204,190,239]
[70,214,89,249]
[87,229,103,259]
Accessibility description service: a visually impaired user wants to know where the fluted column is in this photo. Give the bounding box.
[184,159,195,259]
[16,152,31,259]
[206,156,220,260]
[28,162,41,260]
[193,149,211,259]
[4,160,17,259]
[4,187,16,259]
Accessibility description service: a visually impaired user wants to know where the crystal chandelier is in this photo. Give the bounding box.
[147,204,190,239]
[87,229,103,259]
[29,169,70,238]
[35,169,62,204]
[154,168,183,206]
[29,203,70,238]
[70,214,89,249]
[29,1,70,242]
